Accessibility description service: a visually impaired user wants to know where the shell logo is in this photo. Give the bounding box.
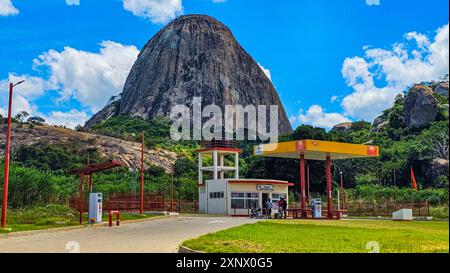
[367,146,378,156]
[296,140,305,151]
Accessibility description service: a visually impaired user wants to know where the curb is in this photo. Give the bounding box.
[0,214,174,239]
[1,225,88,239]
[178,245,205,253]
[112,214,176,225]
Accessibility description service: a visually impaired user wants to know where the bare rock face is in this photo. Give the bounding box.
[0,124,177,172]
[84,101,119,128]
[403,84,438,128]
[85,15,292,135]
[331,122,353,132]
[371,116,388,132]
[434,81,449,98]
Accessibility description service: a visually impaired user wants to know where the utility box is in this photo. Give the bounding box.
[310,198,322,218]
[392,209,413,221]
[89,193,103,223]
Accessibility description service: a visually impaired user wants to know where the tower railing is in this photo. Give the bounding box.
[199,140,237,149]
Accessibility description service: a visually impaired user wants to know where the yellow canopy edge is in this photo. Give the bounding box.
[253,139,379,161]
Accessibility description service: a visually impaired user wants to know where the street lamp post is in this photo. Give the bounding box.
[1,80,25,228]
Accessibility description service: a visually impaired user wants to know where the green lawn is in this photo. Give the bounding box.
[0,205,163,234]
[182,219,449,253]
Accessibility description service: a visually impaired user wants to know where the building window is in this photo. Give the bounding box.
[209,192,224,199]
[231,192,259,209]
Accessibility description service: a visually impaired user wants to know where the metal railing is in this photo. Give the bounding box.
[289,201,430,217]
[70,197,199,214]
[199,140,237,149]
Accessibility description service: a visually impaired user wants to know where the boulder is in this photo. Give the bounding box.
[85,15,292,135]
[403,84,438,128]
[434,81,449,98]
[331,122,353,132]
[431,158,449,179]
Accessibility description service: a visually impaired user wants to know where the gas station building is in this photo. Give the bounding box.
[197,141,292,216]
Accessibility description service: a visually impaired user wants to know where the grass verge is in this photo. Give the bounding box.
[182,219,449,253]
[0,205,163,234]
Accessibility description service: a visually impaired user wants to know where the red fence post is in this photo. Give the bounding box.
[79,174,84,224]
[109,211,120,227]
[326,155,332,219]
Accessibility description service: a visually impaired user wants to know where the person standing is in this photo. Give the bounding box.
[265,198,273,219]
[281,197,287,219]
[277,198,284,219]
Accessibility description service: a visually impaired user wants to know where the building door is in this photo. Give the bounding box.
[262,193,269,208]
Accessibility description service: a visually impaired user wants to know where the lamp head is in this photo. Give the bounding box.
[13,80,25,87]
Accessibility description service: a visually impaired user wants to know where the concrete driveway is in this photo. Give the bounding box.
[0,216,258,253]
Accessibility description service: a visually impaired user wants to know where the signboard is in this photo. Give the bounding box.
[257,184,274,191]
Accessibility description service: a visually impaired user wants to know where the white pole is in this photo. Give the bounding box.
[234,152,239,179]
[198,152,203,184]
[220,154,224,179]
[213,150,218,180]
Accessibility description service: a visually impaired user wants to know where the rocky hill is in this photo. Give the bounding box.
[85,14,292,135]
[0,124,177,172]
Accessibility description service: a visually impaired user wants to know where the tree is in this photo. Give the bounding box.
[27,116,45,125]
[14,111,29,123]
[420,122,449,160]
[292,125,327,140]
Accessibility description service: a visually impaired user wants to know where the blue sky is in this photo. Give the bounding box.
[0,0,448,129]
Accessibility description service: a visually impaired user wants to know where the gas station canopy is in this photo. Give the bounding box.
[253,139,379,219]
[253,139,379,160]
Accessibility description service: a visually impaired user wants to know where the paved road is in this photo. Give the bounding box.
[0,216,258,253]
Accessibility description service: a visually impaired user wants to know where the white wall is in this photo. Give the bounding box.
[206,179,227,214]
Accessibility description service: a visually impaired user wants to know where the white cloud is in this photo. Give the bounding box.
[1,41,138,128]
[365,0,380,6]
[65,0,80,6]
[290,105,350,129]
[0,73,49,99]
[258,63,272,81]
[122,0,183,24]
[0,74,49,117]
[43,109,89,128]
[0,0,18,16]
[0,95,37,118]
[212,0,227,3]
[330,95,339,103]
[0,74,89,128]
[33,41,139,112]
[340,23,449,121]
